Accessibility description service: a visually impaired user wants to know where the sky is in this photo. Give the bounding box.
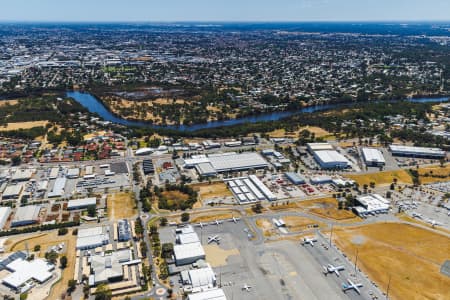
[0,0,449,22]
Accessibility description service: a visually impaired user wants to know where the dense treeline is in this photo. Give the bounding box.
[0,220,80,237]
[0,126,47,139]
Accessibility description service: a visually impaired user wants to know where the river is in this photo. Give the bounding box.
[67,91,449,132]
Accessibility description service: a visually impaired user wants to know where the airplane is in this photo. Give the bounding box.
[229,216,241,223]
[207,235,221,244]
[323,264,345,277]
[211,219,223,226]
[302,237,317,246]
[242,284,252,292]
[194,222,207,228]
[426,219,443,227]
[342,278,363,294]
[411,212,422,219]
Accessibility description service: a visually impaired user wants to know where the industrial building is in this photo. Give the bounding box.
[312,150,350,169]
[48,167,59,179]
[11,205,41,227]
[142,159,155,175]
[88,249,132,286]
[362,148,386,166]
[353,194,390,216]
[11,169,33,182]
[76,226,110,250]
[2,184,23,200]
[66,168,80,179]
[117,219,131,242]
[181,265,217,292]
[0,207,11,230]
[184,152,269,176]
[47,177,66,198]
[187,288,227,300]
[67,197,97,210]
[284,172,306,185]
[306,142,334,153]
[389,144,446,158]
[1,254,54,291]
[174,243,206,266]
[226,175,276,204]
[135,147,154,156]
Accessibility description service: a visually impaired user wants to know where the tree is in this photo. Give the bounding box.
[67,279,77,294]
[94,283,112,300]
[161,243,174,259]
[33,245,41,252]
[58,228,68,235]
[45,251,58,264]
[251,202,263,214]
[60,256,68,269]
[87,205,96,217]
[11,156,22,166]
[181,212,190,222]
[160,217,168,227]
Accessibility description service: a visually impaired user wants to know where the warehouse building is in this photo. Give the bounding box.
[67,197,97,210]
[76,226,110,250]
[313,150,350,169]
[11,205,41,227]
[135,148,154,156]
[11,169,33,182]
[187,288,227,300]
[48,167,59,180]
[0,207,11,230]
[353,194,390,216]
[66,168,80,179]
[174,242,206,266]
[306,143,334,153]
[284,172,306,185]
[184,152,269,176]
[2,184,23,200]
[47,177,66,198]
[362,148,386,166]
[389,144,446,158]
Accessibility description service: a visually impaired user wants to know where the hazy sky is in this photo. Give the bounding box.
[0,0,449,22]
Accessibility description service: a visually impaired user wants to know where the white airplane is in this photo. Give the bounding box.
[242,284,252,292]
[426,219,443,227]
[302,237,317,246]
[323,264,345,277]
[211,219,223,226]
[207,235,221,244]
[229,216,241,223]
[194,222,207,228]
[412,212,423,219]
[342,278,363,294]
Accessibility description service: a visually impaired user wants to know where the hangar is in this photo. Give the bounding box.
[174,242,205,266]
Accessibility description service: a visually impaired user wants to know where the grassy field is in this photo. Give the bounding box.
[0,120,48,131]
[107,192,137,220]
[347,169,413,186]
[298,197,360,221]
[334,223,450,300]
[418,164,450,184]
[7,230,78,300]
[283,216,326,232]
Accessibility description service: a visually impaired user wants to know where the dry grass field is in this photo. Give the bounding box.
[298,197,360,221]
[191,212,234,224]
[107,192,137,220]
[347,169,413,186]
[0,120,48,131]
[0,99,19,107]
[193,182,233,199]
[256,218,275,237]
[267,126,331,138]
[283,216,326,232]
[418,164,450,184]
[269,202,299,211]
[334,223,450,300]
[7,230,78,300]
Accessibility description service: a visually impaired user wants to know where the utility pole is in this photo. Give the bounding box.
[354,248,359,277]
[329,224,333,248]
[386,275,392,299]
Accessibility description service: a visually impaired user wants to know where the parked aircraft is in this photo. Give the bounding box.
[342,278,363,294]
[302,237,317,246]
[242,284,252,292]
[207,235,221,244]
[323,264,345,277]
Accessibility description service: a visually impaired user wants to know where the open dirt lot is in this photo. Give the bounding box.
[298,197,360,221]
[107,192,137,220]
[0,120,49,131]
[203,244,239,267]
[418,164,450,184]
[7,230,78,300]
[192,182,233,199]
[255,218,275,237]
[283,216,326,232]
[347,169,413,186]
[334,223,450,300]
